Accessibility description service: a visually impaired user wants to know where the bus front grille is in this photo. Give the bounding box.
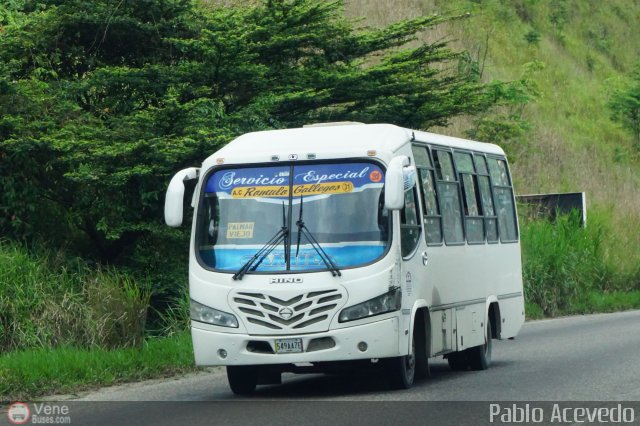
[232,289,343,333]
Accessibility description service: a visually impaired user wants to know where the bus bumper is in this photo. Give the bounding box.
[191,317,401,366]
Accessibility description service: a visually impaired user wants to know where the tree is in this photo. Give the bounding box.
[608,63,640,146]
[0,0,498,264]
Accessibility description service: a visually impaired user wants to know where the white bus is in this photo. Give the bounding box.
[165,123,525,394]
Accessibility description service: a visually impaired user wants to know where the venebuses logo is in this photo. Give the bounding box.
[7,402,72,424]
[7,402,30,425]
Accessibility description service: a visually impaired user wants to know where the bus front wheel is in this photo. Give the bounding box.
[387,335,417,389]
[227,365,258,395]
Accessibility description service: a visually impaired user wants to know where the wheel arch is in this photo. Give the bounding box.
[486,297,502,340]
[409,301,431,357]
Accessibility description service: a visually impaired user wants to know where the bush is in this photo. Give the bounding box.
[520,210,614,316]
[524,30,541,45]
[0,240,150,352]
[154,284,190,337]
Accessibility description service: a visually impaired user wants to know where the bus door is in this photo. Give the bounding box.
[398,183,427,344]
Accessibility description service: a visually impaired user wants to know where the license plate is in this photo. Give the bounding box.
[274,338,303,354]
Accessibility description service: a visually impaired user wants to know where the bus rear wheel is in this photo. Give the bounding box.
[468,320,493,370]
[227,365,258,395]
[446,351,469,371]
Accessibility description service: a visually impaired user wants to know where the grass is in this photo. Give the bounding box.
[576,291,640,313]
[0,242,195,402]
[520,208,640,318]
[0,332,196,402]
[0,240,150,352]
[526,291,640,321]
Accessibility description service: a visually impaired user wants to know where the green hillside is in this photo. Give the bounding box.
[345,0,640,272]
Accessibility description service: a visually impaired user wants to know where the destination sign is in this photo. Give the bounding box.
[206,163,384,198]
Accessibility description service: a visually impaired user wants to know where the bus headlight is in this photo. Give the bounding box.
[338,287,401,323]
[190,299,239,328]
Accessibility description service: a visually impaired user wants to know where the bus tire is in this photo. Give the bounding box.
[227,365,258,395]
[468,320,493,371]
[386,338,416,389]
[446,351,469,371]
[414,319,430,380]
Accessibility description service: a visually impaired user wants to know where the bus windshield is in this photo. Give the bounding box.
[198,161,389,273]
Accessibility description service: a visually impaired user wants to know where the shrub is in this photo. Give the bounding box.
[524,29,541,45]
[0,240,150,352]
[520,210,613,316]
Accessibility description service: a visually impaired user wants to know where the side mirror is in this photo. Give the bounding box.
[385,156,410,210]
[165,167,199,227]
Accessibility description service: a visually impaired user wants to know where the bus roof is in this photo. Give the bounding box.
[204,123,505,167]
[412,129,505,156]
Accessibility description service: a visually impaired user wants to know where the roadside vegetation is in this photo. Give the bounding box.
[1,0,639,401]
[0,330,194,401]
[520,210,640,319]
[0,241,149,352]
[0,240,196,401]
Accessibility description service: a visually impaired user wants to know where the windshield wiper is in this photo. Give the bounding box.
[295,195,341,277]
[232,202,289,280]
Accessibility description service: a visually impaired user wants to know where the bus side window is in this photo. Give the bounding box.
[420,169,442,244]
[412,144,442,245]
[474,155,499,243]
[478,175,498,242]
[400,188,421,257]
[434,150,464,245]
[488,158,518,242]
[455,151,484,243]
[461,174,484,243]
[494,187,518,241]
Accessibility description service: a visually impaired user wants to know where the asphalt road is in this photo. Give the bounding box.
[18,311,640,425]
